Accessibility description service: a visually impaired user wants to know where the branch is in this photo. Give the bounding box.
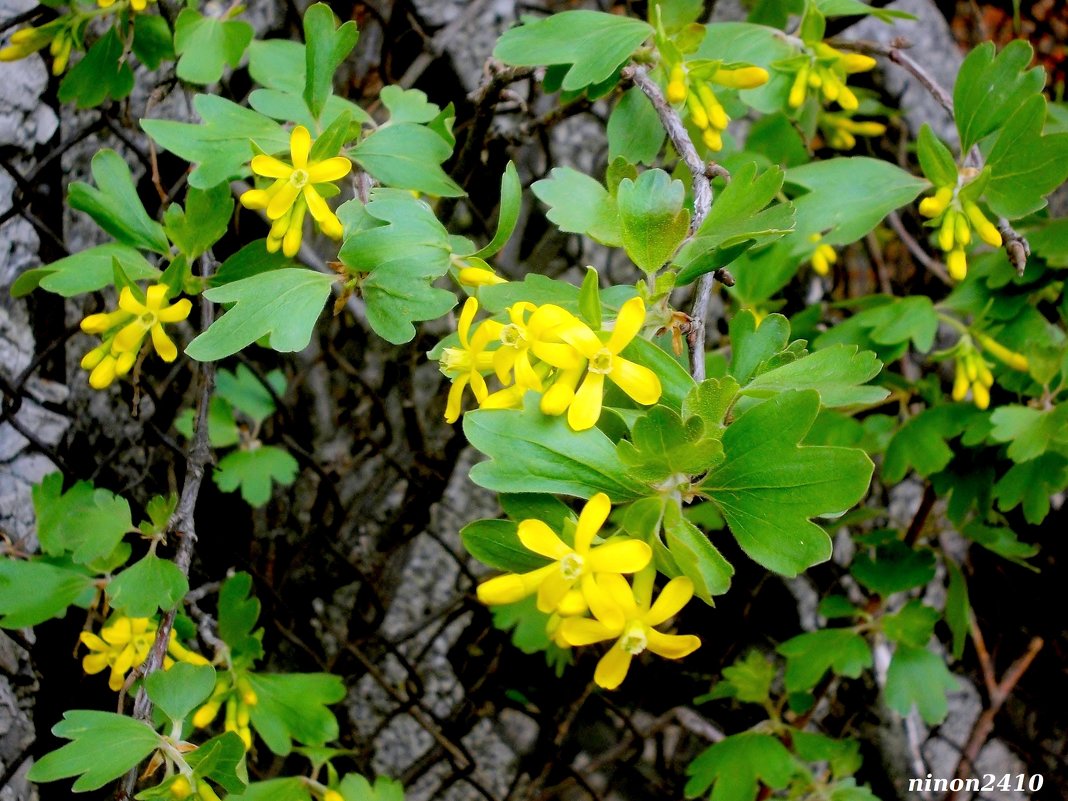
[621,64,733,380]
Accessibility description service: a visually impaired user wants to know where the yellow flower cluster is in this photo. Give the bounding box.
[951,333,1029,409]
[98,0,156,11]
[820,112,886,150]
[80,616,209,691]
[169,775,222,801]
[666,62,769,152]
[789,44,876,112]
[192,674,259,749]
[477,494,700,689]
[807,233,837,277]
[0,21,71,74]
[240,126,352,257]
[919,186,1002,281]
[439,296,662,431]
[80,284,192,389]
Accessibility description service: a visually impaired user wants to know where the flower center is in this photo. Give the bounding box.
[559,552,585,580]
[140,312,156,326]
[290,168,309,188]
[440,347,472,374]
[499,324,526,348]
[619,623,648,655]
[589,348,614,374]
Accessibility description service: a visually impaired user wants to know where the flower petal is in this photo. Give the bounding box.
[517,519,571,560]
[540,367,582,416]
[606,297,645,354]
[476,565,555,606]
[567,371,604,431]
[79,631,109,651]
[556,589,588,617]
[157,298,192,324]
[444,375,469,423]
[492,346,519,385]
[307,156,352,183]
[536,569,573,614]
[145,284,168,311]
[580,572,624,631]
[588,540,652,574]
[457,297,478,347]
[597,572,639,618]
[251,154,293,180]
[514,352,542,391]
[118,287,146,315]
[608,357,661,406]
[303,185,332,222]
[266,180,301,220]
[559,319,605,359]
[82,653,109,674]
[289,126,311,169]
[645,576,694,626]
[151,324,178,362]
[470,370,489,403]
[531,342,584,369]
[559,617,618,647]
[113,321,147,354]
[108,666,127,692]
[594,645,632,690]
[645,629,701,659]
[574,492,611,554]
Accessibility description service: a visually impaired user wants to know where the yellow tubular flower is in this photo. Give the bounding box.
[240,126,352,255]
[839,52,877,73]
[197,780,223,801]
[550,297,662,431]
[712,66,768,90]
[560,572,701,690]
[476,493,652,627]
[324,792,345,801]
[947,248,967,282]
[685,93,709,130]
[170,776,193,799]
[788,64,809,108]
[919,186,954,218]
[439,297,501,423]
[963,201,1002,247]
[696,84,729,131]
[80,617,157,691]
[99,0,156,12]
[974,332,1028,372]
[167,630,211,666]
[493,303,553,391]
[458,266,507,287]
[952,358,969,401]
[113,285,193,362]
[666,63,687,104]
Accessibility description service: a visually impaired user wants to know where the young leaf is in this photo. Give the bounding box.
[461,519,552,573]
[578,266,602,329]
[916,124,958,188]
[684,732,797,801]
[218,572,264,662]
[174,9,254,85]
[740,345,888,408]
[107,554,190,617]
[352,123,463,197]
[246,672,346,755]
[778,629,873,692]
[464,395,648,502]
[303,3,359,119]
[68,150,169,255]
[851,540,936,596]
[164,183,235,261]
[616,169,690,273]
[146,663,217,723]
[10,244,158,298]
[994,453,1068,525]
[699,390,874,576]
[616,406,724,482]
[531,167,623,246]
[57,29,134,108]
[462,162,522,259]
[185,269,336,361]
[493,11,652,91]
[607,87,665,165]
[884,644,959,724]
[185,732,248,793]
[954,40,1045,152]
[214,446,300,506]
[27,711,160,791]
[215,365,284,425]
[32,473,133,565]
[662,500,734,602]
[0,561,95,628]
[881,600,939,648]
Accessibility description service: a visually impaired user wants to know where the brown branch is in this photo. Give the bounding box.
[903,483,937,547]
[887,211,952,285]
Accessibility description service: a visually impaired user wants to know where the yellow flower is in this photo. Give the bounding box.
[476,493,652,625]
[560,572,700,690]
[821,113,886,150]
[191,674,257,749]
[918,186,1002,281]
[540,297,662,431]
[492,303,581,392]
[98,0,156,13]
[458,265,507,287]
[439,297,501,423]
[974,332,1028,373]
[952,350,994,409]
[667,62,767,152]
[808,233,837,276]
[239,126,352,257]
[79,617,208,692]
[789,43,874,111]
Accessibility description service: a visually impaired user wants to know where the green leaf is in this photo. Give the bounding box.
[186,269,335,361]
[0,561,95,628]
[465,162,521,259]
[164,183,235,261]
[339,775,406,801]
[792,731,862,779]
[815,0,914,20]
[819,595,859,619]
[530,167,622,246]
[476,273,636,317]
[218,572,263,662]
[58,28,134,108]
[338,189,452,270]
[229,778,311,801]
[578,266,602,328]
[882,600,938,648]
[494,11,652,91]
[132,14,175,69]
[146,664,217,723]
[884,644,959,724]
[461,519,552,573]
[616,169,690,273]
[246,672,346,755]
[174,9,254,85]
[883,404,981,483]
[107,554,190,617]
[710,650,774,704]
[994,453,1068,524]
[620,335,697,411]
[11,244,158,298]
[984,94,1068,218]
[740,345,887,408]
[607,87,665,165]
[352,124,463,197]
[699,391,874,576]
[216,365,284,425]
[360,258,457,345]
[617,405,724,482]
[727,310,790,385]
[27,711,160,791]
[381,85,440,124]
[944,560,969,660]
[142,95,289,189]
[32,473,133,565]
[954,40,1046,151]
[851,540,935,596]
[215,446,299,507]
[176,397,240,448]
[464,395,648,502]
[960,521,1038,569]
[213,240,293,286]
[303,3,359,119]
[778,629,872,692]
[674,163,795,285]
[68,150,169,254]
[683,377,740,433]
[662,501,734,602]
[916,124,958,188]
[989,403,1068,463]
[684,732,797,801]
[185,732,248,793]
[694,23,797,114]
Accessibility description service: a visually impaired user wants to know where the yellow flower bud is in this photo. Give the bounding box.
[89,355,118,390]
[81,344,108,370]
[974,332,1028,372]
[458,266,506,287]
[919,186,953,218]
[952,359,969,401]
[972,380,990,410]
[975,358,994,388]
[324,791,345,801]
[963,201,1002,247]
[850,121,886,137]
[840,53,877,73]
[666,64,687,104]
[947,248,967,281]
[701,127,723,151]
[819,68,840,102]
[697,84,729,130]
[192,700,222,729]
[789,65,809,108]
[197,780,223,801]
[685,94,708,129]
[712,66,768,89]
[170,776,193,799]
[938,211,957,252]
[954,212,971,246]
[837,84,859,111]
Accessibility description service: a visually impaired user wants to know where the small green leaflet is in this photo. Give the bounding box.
[68,150,169,255]
[107,554,190,617]
[984,94,1068,219]
[228,778,311,801]
[778,629,873,692]
[457,162,522,259]
[726,310,790,385]
[215,364,285,425]
[32,473,132,565]
[303,3,359,120]
[616,169,690,273]
[882,600,939,648]
[174,9,254,85]
[531,167,622,246]
[215,446,300,506]
[464,395,648,502]
[699,390,874,576]
[960,521,1038,569]
[176,397,241,448]
[353,123,463,197]
[218,572,264,663]
[684,732,797,801]
[607,87,665,165]
[989,403,1068,463]
[339,775,406,801]
[132,14,174,69]
[142,95,289,189]
[58,28,133,108]
[185,732,249,793]
[740,345,888,408]
[145,663,217,723]
[164,183,235,261]
[701,650,774,705]
[851,540,936,596]
[792,731,863,780]
[954,40,1046,152]
[994,453,1068,524]
[616,405,723,482]
[494,11,652,91]
[460,519,552,573]
[27,711,160,791]
[0,561,95,628]
[246,672,346,756]
[884,644,959,725]
[662,500,734,602]
[10,244,158,298]
[186,268,335,361]
[883,404,984,483]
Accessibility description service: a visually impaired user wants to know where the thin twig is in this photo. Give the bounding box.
[887,211,952,285]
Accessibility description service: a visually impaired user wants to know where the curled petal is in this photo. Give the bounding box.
[145,284,169,311]
[151,324,178,362]
[517,519,571,561]
[540,367,582,416]
[79,631,109,651]
[82,653,109,675]
[492,345,520,385]
[606,297,645,354]
[644,576,694,627]
[303,185,332,221]
[645,629,701,659]
[307,156,352,183]
[289,126,312,169]
[608,358,661,406]
[559,320,605,359]
[457,297,478,347]
[444,375,469,423]
[536,569,573,614]
[251,154,293,180]
[89,356,118,389]
[113,320,148,354]
[469,370,489,404]
[266,180,301,220]
[574,492,611,554]
[593,646,632,690]
[157,298,192,324]
[580,572,624,632]
[588,539,652,574]
[597,572,638,619]
[567,371,604,431]
[531,342,584,370]
[559,617,619,647]
[476,564,554,605]
[118,287,146,315]
[514,352,542,392]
